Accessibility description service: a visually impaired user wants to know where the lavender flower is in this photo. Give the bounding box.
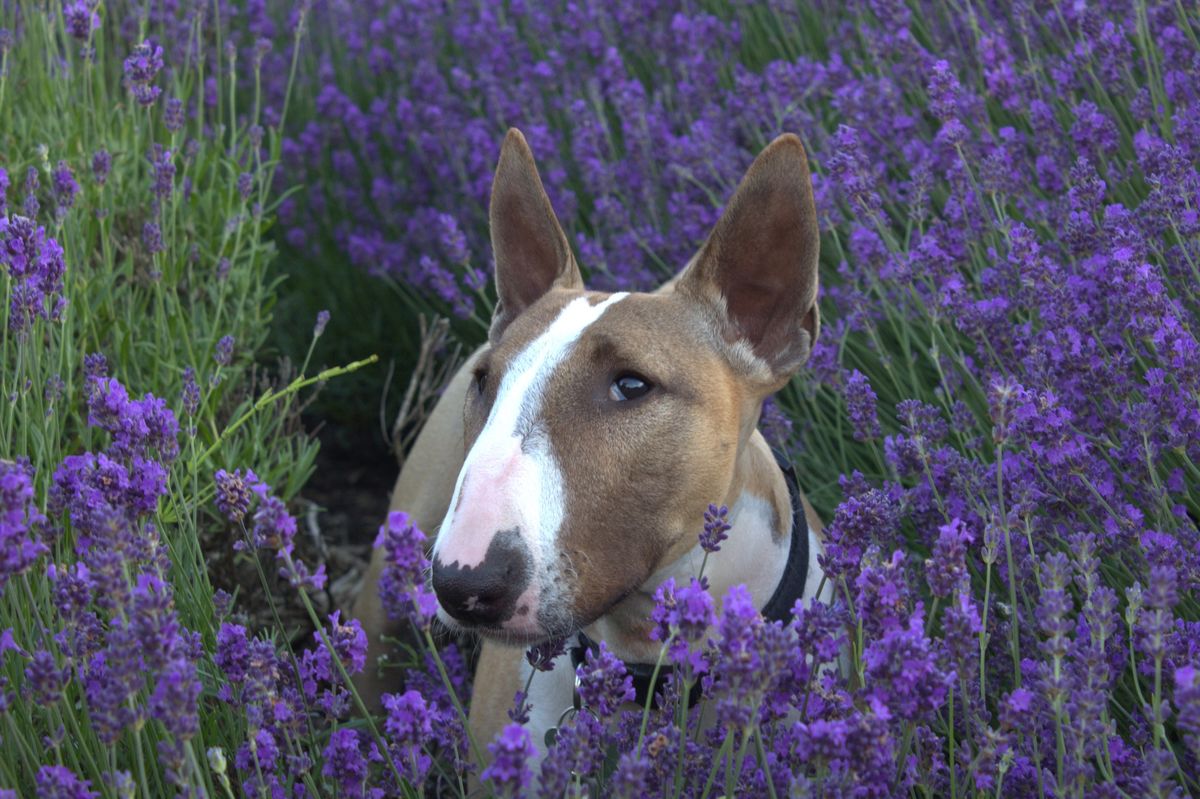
[180,367,199,417]
[213,468,265,524]
[0,459,48,594]
[699,502,730,553]
[63,1,100,41]
[91,149,111,186]
[609,751,652,798]
[537,712,604,796]
[83,375,179,462]
[650,576,715,673]
[51,161,79,212]
[376,511,438,629]
[708,584,790,728]
[1,215,68,334]
[382,689,433,782]
[322,728,371,796]
[481,723,534,798]
[163,97,184,132]
[142,222,163,255]
[1175,664,1200,761]
[844,369,881,440]
[575,639,634,718]
[150,147,174,199]
[925,518,972,597]
[123,41,164,107]
[237,172,255,201]
[828,125,882,212]
[24,649,68,704]
[926,59,961,121]
[436,212,470,263]
[34,766,99,799]
[214,335,234,367]
[313,309,330,337]
[759,396,794,448]
[525,636,566,672]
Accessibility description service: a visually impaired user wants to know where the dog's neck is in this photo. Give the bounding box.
[581,431,795,663]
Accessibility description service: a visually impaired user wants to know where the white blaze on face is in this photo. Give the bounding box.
[433,293,629,595]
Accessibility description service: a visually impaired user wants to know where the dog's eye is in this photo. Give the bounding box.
[474,368,488,395]
[609,373,653,402]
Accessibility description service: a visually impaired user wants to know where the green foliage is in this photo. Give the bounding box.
[0,4,373,795]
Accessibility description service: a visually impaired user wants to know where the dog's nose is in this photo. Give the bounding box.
[432,528,531,626]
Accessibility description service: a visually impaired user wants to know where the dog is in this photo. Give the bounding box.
[352,128,828,774]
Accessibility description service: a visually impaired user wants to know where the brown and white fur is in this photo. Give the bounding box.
[352,128,829,770]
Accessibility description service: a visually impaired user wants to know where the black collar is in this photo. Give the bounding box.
[569,448,810,710]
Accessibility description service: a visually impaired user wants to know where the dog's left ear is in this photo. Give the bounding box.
[676,133,820,386]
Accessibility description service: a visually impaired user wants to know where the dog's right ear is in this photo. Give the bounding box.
[488,128,582,343]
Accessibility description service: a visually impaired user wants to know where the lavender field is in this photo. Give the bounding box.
[2,1,1199,796]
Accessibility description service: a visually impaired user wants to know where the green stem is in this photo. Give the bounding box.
[194,355,378,468]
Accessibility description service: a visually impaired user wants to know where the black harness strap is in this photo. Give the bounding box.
[568,448,810,710]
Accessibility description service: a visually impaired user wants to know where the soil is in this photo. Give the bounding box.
[299,420,399,617]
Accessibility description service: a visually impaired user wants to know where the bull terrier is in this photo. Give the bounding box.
[352,127,829,772]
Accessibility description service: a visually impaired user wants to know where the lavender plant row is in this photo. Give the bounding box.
[2,0,1199,797]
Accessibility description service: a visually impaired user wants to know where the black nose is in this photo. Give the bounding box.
[432,528,531,626]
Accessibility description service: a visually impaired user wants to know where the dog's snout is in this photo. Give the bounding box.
[432,528,531,626]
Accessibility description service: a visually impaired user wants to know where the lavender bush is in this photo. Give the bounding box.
[4,0,1199,796]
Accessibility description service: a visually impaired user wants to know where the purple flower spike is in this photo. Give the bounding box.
[575,639,635,718]
[63,2,100,41]
[525,636,567,672]
[1174,664,1200,760]
[214,335,234,367]
[142,222,163,255]
[1,216,68,334]
[237,172,255,201]
[382,689,433,783]
[700,503,730,553]
[322,728,372,796]
[123,41,165,107]
[51,161,79,212]
[91,150,111,186]
[651,576,715,673]
[0,458,49,594]
[163,98,185,133]
[925,518,973,597]
[213,468,264,524]
[377,511,438,629]
[926,59,961,121]
[828,125,881,212]
[34,765,99,799]
[481,723,534,798]
[150,148,174,199]
[313,309,330,337]
[844,370,882,441]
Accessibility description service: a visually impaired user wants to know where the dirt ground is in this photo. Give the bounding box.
[303,422,399,618]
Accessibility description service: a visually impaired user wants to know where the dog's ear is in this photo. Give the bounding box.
[676,133,820,385]
[488,128,582,343]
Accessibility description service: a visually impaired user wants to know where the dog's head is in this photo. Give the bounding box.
[431,129,820,643]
